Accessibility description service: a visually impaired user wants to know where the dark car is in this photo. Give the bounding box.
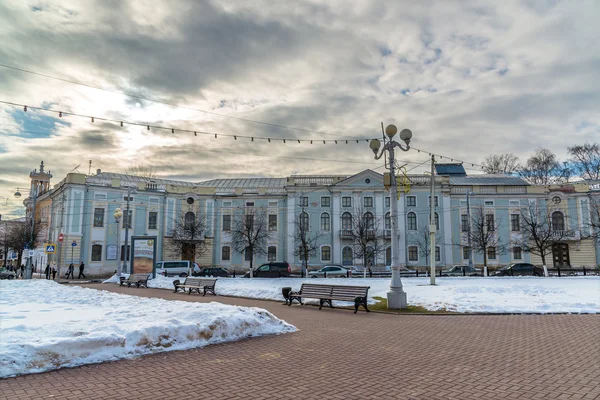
[244,261,291,278]
[495,263,544,277]
[442,265,482,277]
[196,267,229,277]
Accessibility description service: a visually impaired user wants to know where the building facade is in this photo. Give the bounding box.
[23,163,600,277]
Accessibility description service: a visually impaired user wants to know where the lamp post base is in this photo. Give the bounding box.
[387,288,407,309]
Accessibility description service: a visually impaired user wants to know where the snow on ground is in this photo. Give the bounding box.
[105,274,600,314]
[0,280,295,378]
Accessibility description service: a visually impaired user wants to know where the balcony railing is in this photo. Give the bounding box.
[384,229,391,238]
[340,229,353,239]
[550,230,580,240]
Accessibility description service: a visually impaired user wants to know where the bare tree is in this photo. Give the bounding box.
[166,210,207,262]
[412,226,442,267]
[567,142,600,180]
[6,219,45,268]
[346,206,385,274]
[514,202,573,266]
[481,153,521,175]
[518,148,560,185]
[584,195,600,243]
[464,206,508,267]
[231,207,273,277]
[125,164,157,179]
[291,210,326,277]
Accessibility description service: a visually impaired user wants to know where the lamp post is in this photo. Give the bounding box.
[114,208,123,277]
[370,124,412,309]
[122,187,136,275]
[466,191,475,271]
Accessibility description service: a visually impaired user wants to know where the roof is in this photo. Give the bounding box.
[435,164,467,176]
[449,174,529,186]
[89,172,198,187]
[196,178,287,189]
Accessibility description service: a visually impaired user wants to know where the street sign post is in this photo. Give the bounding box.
[45,244,56,254]
[71,241,77,264]
[58,233,64,243]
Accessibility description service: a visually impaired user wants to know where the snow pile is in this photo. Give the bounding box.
[104,274,600,314]
[0,280,296,378]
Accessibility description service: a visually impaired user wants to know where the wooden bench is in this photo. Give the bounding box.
[288,283,370,313]
[173,277,217,296]
[119,273,151,288]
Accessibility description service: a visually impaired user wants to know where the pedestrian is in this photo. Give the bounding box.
[19,264,25,278]
[66,263,74,279]
[368,267,373,278]
[51,263,57,280]
[44,264,50,279]
[78,261,86,279]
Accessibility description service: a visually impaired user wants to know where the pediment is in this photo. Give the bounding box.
[332,169,384,189]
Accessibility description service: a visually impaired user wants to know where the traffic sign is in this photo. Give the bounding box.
[45,244,56,254]
[71,241,77,247]
[28,250,35,257]
[58,233,64,243]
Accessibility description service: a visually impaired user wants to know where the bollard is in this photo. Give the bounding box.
[543,265,549,277]
[415,269,419,277]
[439,268,442,277]
[557,267,561,278]
[462,267,466,277]
[484,266,488,277]
[583,267,587,276]
[324,271,327,279]
[347,270,350,278]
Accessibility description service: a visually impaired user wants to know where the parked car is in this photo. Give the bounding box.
[0,268,16,280]
[244,261,291,278]
[195,267,229,277]
[155,260,198,277]
[442,265,482,277]
[495,263,544,277]
[308,265,349,278]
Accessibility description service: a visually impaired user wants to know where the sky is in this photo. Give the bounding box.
[0,0,599,219]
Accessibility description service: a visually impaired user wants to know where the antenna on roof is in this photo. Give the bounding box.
[88,160,92,175]
[71,164,81,173]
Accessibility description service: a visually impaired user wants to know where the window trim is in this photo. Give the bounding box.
[461,214,469,232]
[435,246,441,262]
[407,211,417,231]
[428,195,439,207]
[408,246,419,262]
[320,196,331,208]
[91,244,103,262]
[299,196,308,207]
[148,211,158,230]
[363,196,374,208]
[320,212,331,232]
[341,246,353,266]
[268,214,278,231]
[512,246,522,260]
[385,197,390,208]
[462,246,471,260]
[321,245,332,262]
[406,196,417,207]
[93,208,105,228]
[510,214,520,232]
[341,211,352,230]
[341,196,352,208]
[221,245,231,262]
[267,245,277,262]
[222,214,232,231]
[487,246,497,260]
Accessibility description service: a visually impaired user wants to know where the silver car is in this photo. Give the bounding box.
[442,265,482,277]
[308,265,349,278]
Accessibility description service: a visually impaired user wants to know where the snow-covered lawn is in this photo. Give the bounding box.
[0,280,295,378]
[106,274,600,314]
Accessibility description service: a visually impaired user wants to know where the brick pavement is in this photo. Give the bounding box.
[1,283,599,400]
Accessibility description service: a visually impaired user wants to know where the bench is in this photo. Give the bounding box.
[173,277,217,296]
[119,273,151,288]
[288,283,370,313]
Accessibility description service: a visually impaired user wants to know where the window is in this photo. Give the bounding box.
[408,246,418,262]
[365,246,375,266]
[486,214,495,231]
[245,248,253,261]
[120,245,130,261]
[461,214,469,232]
[91,244,102,261]
[484,200,494,206]
[462,246,471,260]
[551,211,565,231]
[364,212,374,229]
[385,197,390,208]
[364,197,373,207]
[221,246,231,261]
[435,246,441,262]
[246,214,254,230]
[511,214,520,231]
[222,215,231,231]
[487,247,497,260]
[320,213,331,231]
[148,211,158,230]
[268,200,278,207]
[342,196,352,207]
[321,197,331,207]
[509,200,520,207]
[93,208,104,227]
[342,247,353,265]
[513,246,522,260]
[428,196,439,207]
[385,212,391,230]
[407,212,417,231]
[321,246,331,261]
[268,246,277,261]
[342,212,352,230]
[299,196,308,207]
[406,196,416,207]
[299,246,308,261]
[246,201,255,207]
[385,247,392,265]
[186,197,195,205]
[223,201,232,207]
[269,214,277,231]
[299,212,309,231]
[124,210,132,229]
[185,212,195,230]
[434,212,439,231]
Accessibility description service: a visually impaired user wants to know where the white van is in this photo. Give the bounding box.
[155,261,198,277]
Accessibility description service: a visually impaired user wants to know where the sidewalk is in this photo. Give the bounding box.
[1,283,598,400]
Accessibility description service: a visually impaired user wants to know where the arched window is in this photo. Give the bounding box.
[364,212,374,230]
[385,246,392,265]
[552,211,565,231]
[342,212,352,230]
[385,212,391,230]
[221,246,231,261]
[299,212,309,231]
[407,212,417,231]
[320,212,331,231]
[434,212,440,231]
[366,246,375,266]
[185,211,195,230]
[342,247,353,266]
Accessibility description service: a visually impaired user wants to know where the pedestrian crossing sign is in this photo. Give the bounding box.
[45,244,56,254]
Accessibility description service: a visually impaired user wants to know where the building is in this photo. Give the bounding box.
[22,163,600,277]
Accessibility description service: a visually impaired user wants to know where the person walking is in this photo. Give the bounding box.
[78,261,86,279]
[66,263,74,279]
[44,264,50,279]
[18,264,25,278]
[51,263,57,280]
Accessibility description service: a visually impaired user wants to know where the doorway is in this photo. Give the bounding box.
[552,243,570,267]
[182,243,196,263]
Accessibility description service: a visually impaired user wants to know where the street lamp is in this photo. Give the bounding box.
[466,191,475,272]
[113,208,123,277]
[370,124,412,309]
